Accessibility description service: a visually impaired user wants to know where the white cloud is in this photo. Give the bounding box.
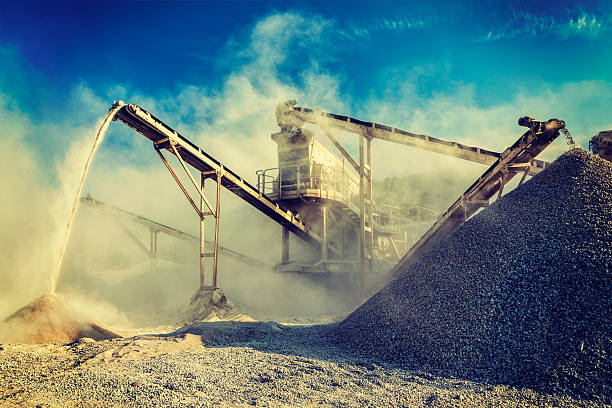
[0,11,350,319]
[477,10,608,42]
[357,78,612,180]
[342,15,431,41]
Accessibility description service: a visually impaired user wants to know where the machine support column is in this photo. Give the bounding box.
[366,137,374,284]
[200,173,206,290]
[150,229,158,273]
[282,227,290,263]
[359,133,366,299]
[321,205,328,262]
[212,171,221,288]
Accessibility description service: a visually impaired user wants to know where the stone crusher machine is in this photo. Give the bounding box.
[272,102,561,296]
[109,100,564,299]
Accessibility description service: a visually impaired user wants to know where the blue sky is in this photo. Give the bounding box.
[0,1,611,211]
[1,0,611,230]
[3,1,611,103]
[2,1,611,149]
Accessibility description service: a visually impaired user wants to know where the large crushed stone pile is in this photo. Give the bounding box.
[0,293,120,344]
[337,149,611,402]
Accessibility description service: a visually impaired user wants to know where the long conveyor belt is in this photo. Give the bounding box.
[80,195,274,271]
[279,103,549,175]
[378,116,566,290]
[111,102,321,249]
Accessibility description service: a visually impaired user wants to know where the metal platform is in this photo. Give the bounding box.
[110,100,565,298]
[112,101,330,289]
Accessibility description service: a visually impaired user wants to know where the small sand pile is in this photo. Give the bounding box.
[337,149,612,402]
[181,288,236,322]
[0,293,120,344]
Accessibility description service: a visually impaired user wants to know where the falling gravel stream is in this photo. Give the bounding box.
[50,105,122,293]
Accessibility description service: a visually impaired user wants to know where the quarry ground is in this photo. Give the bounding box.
[0,321,605,408]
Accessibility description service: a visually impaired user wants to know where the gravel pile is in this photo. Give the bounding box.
[180,288,236,322]
[0,293,120,344]
[337,149,611,402]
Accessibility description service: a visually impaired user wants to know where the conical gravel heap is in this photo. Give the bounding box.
[337,149,611,402]
[0,293,120,344]
[181,288,236,322]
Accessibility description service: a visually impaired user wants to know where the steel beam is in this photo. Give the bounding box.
[282,227,290,264]
[283,105,548,175]
[359,134,366,299]
[113,102,321,249]
[200,173,206,290]
[321,205,328,262]
[80,195,272,271]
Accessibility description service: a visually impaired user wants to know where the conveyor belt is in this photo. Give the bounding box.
[80,195,273,271]
[379,116,566,290]
[281,104,548,175]
[112,102,321,249]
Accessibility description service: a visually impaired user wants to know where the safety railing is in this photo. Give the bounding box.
[256,163,359,205]
[256,163,404,232]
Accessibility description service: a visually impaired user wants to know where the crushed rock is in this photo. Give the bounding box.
[0,293,120,344]
[337,149,612,403]
[179,288,237,323]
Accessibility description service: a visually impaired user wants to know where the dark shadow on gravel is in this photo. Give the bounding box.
[161,321,357,363]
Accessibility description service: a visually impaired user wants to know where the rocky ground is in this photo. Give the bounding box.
[0,321,606,408]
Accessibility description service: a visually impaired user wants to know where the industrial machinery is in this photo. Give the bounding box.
[80,194,272,273]
[590,130,612,161]
[271,101,555,295]
[109,100,561,298]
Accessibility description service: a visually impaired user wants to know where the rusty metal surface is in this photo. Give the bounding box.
[590,130,612,161]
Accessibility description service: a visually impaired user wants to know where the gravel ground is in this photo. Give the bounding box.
[0,322,605,407]
[337,149,612,404]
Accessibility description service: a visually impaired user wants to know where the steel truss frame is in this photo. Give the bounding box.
[154,139,222,290]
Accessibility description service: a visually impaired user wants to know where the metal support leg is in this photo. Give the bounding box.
[321,205,328,262]
[359,134,366,300]
[154,142,224,291]
[366,137,374,286]
[199,171,221,290]
[150,230,158,273]
[497,172,507,200]
[200,174,206,290]
[519,168,529,185]
[212,171,221,288]
[282,227,290,264]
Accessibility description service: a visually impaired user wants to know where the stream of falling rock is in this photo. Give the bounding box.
[50,105,122,293]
